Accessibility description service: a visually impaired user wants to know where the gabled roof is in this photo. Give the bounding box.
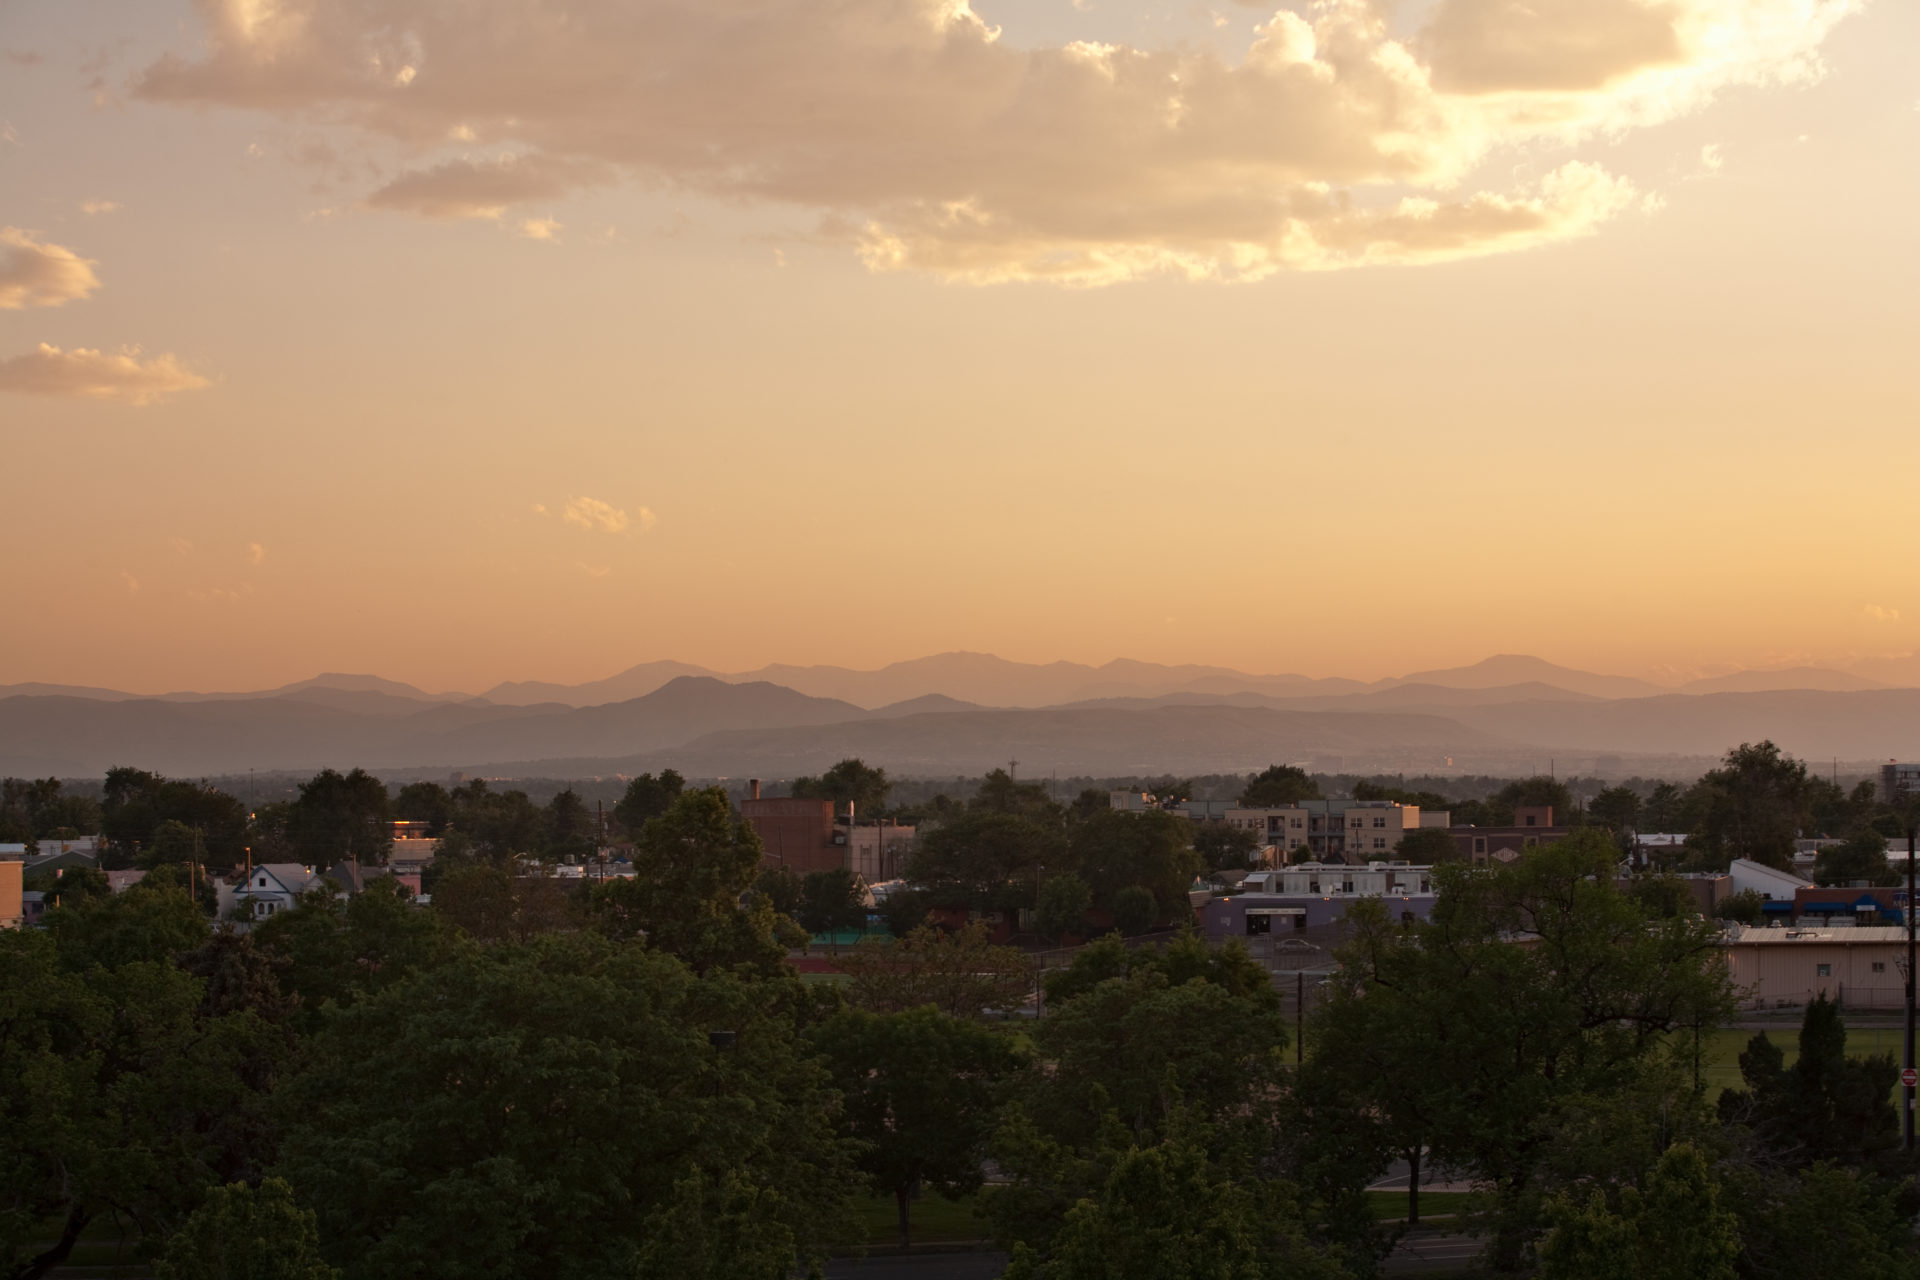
[245,863,319,895]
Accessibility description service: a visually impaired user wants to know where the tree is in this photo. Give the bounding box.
[1068,788,1111,824]
[1111,885,1157,936]
[1394,826,1460,863]
[1239,765,1319,807]
[154,1178,339,1280]
[999,1122,1347,1280]
[791,758,891,815]
[836,922,1032,1018]
[1538,1143,1738,1280]
[254,878,454,1027]
[273,933,859,1277]
[1642,781,1688,833]
[906,811,1066,912]
[1589,786,1642,833]
[1718,996,1903,1176]
[0,928,286,1278]
[391,781,453,835]
[814,1007,1023,1250]
[1714,888,1767,926]
[98,769,248,868]
[797,867,868,944]
[1035,874,1091,943]
[586,788,797,975]
[543,787,595,859]
[1192,821,1259,872]
[285,768,392,865]
[43,876,210,970]
[1313,831,1738,1268]
[1814,829,1895,887]
[141,818,202,868]
[1066,809,1199,919]
[612,770,685,836]
[1686,742,1814,870]
[1730,1162,1919,1280]
[432,864,575,946]
[751,864,803,918]
[1495,775,1574,822]
[970,769,1061,820]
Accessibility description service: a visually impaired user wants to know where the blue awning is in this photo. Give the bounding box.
[1854,896,1887,910]
[1761,901,1794,912]
[1801,901,1850,912]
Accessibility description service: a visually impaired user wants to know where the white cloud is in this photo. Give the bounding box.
[248,541,266,565]
[1700,142,1724,171]
[79,199,121,216]
[518,216,561,241]
[561,495,634,534]
[0,343,212,405]
[1864,604,1901,622]
[134,0,1862,284]
[0,228,102,309]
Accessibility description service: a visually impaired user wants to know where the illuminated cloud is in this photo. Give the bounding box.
[518,217,561,241]
[1864,604,1901,622]
[0,343,212,405]
[560,491,648,529]
[0,228,102,309]
[134,0,1861,284]
[120,570,140,594]
[79,199,120,216]
[248,541,267,565]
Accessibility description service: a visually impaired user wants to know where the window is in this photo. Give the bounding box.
[1473,837,1487,854]
[1817,963,1832,978]
[1373,816,1387,828]
[1308,879,1320,894]
[1873,962,1887,973]
[1341,879,1354,893]
[1374,838,1387,850]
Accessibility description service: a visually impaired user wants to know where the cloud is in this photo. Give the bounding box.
[0,228,102,309]
[80,199,121,216]
[562,496,637,534]
[134,0,1861,284]
[1864,604,1901,622]
[121,570,140,594]
[364,154,602,220]
[1699,142,1724,171]
[0,343,212,405]
[170,537,194,555]
[518,216,561,241]
[577,562,612,578]
[248,541,266,565]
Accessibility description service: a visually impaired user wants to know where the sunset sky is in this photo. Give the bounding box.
[2,0,1915,694]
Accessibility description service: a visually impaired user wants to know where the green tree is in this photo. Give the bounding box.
[99,769,248,868]
[285,768,392,865]
[141,818,202,868]
[1718,996,1903,1176]
[391,781,453,834]
[586,788,797,975]
[1589,786,1642,833]
[797,867,868,943]
[1731,1163,1919,1280]
[1192,821,1259,871]
[1394,826,1460,863]
[907,811,1066,912]
[1685,742,1814,870]
[1714,888,1767,925]
[1642,782,1687,833]
[1239,765,1320,807]
[1317,831,1737,1268]
[611,769,686,836]
[1066,809,1199,920]
[1111,885,1157,936]
[836,922,1032,1018]
[814,1007,1023,1249]
[432,864,575,945]
[43,876,210,970]
[1035,874,1091,943]
[154,1178,339,1280]
[274,933,858,1277]
[543,786,595,858]
[970,769,1062,820]
[0,929,285,1277]
[791,758,891,815]
[751,864,803,918]
[253,878,454,1028]
[1538,1143,1738,1280]
[1494,775,1574,823]
[1814,829,1895,886]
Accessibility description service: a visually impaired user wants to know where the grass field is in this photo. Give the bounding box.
[852,1192,989,1248]
[1692,1024,1908,1100]
[1367,1189,1475,1220]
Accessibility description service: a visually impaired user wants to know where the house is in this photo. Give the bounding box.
[1722,924,1907,1011]
[21,891,46,926]
[106,869,147,894]
[228,863,325,921]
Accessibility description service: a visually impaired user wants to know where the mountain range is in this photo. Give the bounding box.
[3,653,1918,779]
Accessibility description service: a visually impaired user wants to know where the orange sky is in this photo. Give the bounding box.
[2,0,1915,694]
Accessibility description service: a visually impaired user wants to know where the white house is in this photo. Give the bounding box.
[227,863,324,921]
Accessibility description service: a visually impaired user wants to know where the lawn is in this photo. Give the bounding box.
[1691,1024,1908,1100]
[852,1192,989,1248]
[1367,1189,1475,1220]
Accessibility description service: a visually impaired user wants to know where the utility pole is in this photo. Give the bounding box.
[1296,971,1305,1067]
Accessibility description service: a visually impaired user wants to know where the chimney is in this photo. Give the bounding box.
[749,779,761,801]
